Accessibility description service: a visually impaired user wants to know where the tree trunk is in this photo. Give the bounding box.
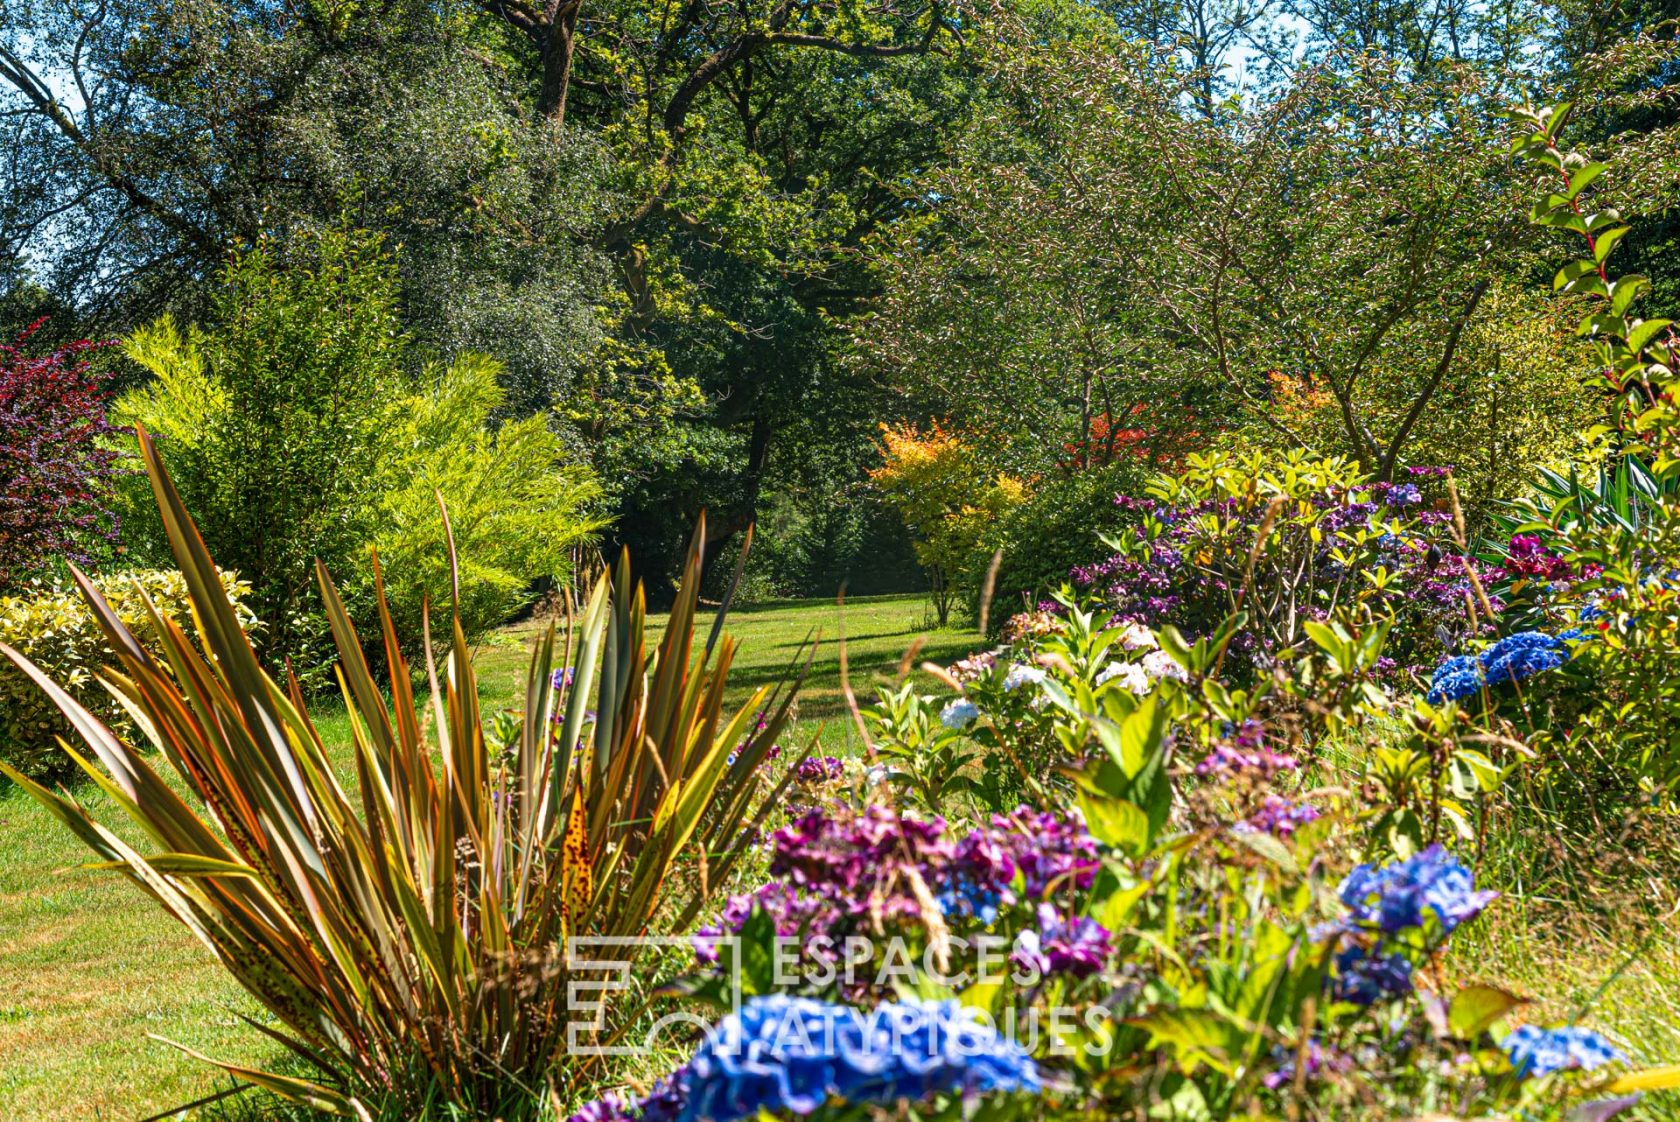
[700,412,774,577]
[538,1,582,126]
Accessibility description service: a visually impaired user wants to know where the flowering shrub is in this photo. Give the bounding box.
[692,802,1100,987]
[0,320,119,590]
[1070,450,1492,675]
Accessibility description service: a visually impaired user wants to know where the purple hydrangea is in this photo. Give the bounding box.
[1011,904,1112,979]
[1337,845,1496,938]
[692,882,842,964]
[1238,796,1320,837]
[793,756,845,783]
[1196,721,1297,779]
[1262,1040,1352,1089]
[769,806,953,924]
[1503,1025,1625,1080]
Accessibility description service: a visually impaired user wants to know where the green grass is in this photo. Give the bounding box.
[0,592,980,1122]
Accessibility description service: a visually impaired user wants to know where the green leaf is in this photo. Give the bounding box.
[1077,791,1151,855]
[957,977,1004,1014]
[1097,880,1152,931]
[1536,209,1589,235]
[1118,696,1169,777]
[1228,827,1296,873]
[1624,318,1673,355]
[1611,275,1649,316]
[1593,225,1630,264]
[1125,1008,1241,1076]
[1447,984,1526,1038]
[1566,162,1607,199]
[1554,258,1600,291]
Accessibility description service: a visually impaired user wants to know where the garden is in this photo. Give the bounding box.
[5,1,1680,1119]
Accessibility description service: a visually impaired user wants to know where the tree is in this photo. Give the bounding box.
[0,0,613,405]
[857,25,1544,481]
[113,229,408,670]
[115,230,605,674]
[870,422,1026,626]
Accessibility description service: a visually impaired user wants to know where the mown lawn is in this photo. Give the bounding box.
[0,593,979,1122]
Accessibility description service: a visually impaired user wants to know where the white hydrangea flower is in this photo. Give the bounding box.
[940,698,980,729]
[1118,622,1158,651]
[1003,664,1048,691]
[1095,660,1150,695]
[1141,650,1189,682]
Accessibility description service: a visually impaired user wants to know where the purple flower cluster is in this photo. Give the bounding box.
[692,882,842,964]
[1237,796,1320,837]
[1261,1040,1352,1089]
[793,756,845,783]
[769,806,953,926]
[1504,534,1575,581]
[1011,903,1113,978]
[1195,721,1297,779]
[1071,478,1494,674]
[696,805,1101,963]
[939,806,1100,922]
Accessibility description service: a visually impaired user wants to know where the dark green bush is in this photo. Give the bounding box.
[976,462,1145,629]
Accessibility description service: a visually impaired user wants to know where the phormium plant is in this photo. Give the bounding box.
[0,427,811,1120]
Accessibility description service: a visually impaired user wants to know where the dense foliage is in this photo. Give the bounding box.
[0,567,254,779]
[113,232,603,674]
[0,322,118,590]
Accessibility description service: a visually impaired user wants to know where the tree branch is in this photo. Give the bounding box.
[1378,278,1488,480]
[0,44,220,257]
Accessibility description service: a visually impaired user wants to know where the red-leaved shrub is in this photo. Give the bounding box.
[0,319,119,590]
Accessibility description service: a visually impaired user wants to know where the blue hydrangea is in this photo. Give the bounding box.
[1482,631,1566,686]
[940,698,980,729]
[1427,655,1484,705]
[1502,1024,1625,1080]
[1338,844,1496,938]
[1557,627,1595,644]
[673,996,1041,1122]
[1331,945,1414,1006]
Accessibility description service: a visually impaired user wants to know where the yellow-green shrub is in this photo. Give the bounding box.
[0,569,255,779]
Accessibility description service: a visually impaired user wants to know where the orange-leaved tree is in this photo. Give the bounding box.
[869,423,1027,627]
